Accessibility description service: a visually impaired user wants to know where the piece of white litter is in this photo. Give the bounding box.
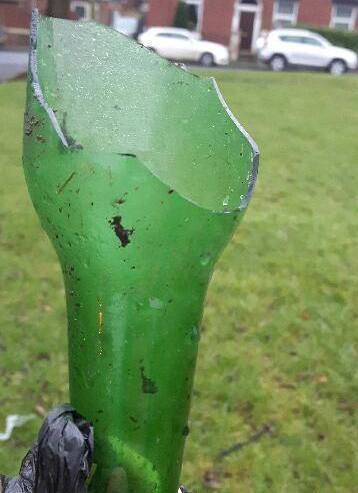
[0,414,35,441]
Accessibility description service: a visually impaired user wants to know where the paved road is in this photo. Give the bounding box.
[0,51,28,82]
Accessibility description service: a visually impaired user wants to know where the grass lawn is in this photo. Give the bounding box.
[0,72,357,492]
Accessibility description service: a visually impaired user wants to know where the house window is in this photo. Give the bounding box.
[330,3,358,31]
[183,0,204,32]
[70,1,92,21]
[272,0,298,28]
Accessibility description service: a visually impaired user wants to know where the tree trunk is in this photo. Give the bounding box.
[46,0,70,19]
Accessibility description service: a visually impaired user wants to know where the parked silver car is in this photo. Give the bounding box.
[138,27,229,67]
[256,29,358,75]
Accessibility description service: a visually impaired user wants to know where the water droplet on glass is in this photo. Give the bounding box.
[191,326,200,341]
[149,297,164,310]
[200,253,212,266]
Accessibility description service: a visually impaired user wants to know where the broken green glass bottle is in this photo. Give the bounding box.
[23,10,259,493]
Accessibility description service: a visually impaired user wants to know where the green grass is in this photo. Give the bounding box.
[0,72,357,492]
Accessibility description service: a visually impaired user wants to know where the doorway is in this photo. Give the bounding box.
[230,0,262,58]
[239,11,255,51]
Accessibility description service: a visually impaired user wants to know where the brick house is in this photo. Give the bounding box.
[0,0,45,45]
[0,0,146,45]
[147,0,358,55]
[1,0,357,52]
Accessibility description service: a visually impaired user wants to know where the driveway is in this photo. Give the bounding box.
[0,51,28,82]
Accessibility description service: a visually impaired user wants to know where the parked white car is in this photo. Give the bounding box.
[256,29,358,75]
[138,27,229,67]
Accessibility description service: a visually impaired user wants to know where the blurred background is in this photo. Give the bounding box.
[0,1,357,492]
[1,0,358,79]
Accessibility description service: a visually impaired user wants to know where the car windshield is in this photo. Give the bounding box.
[317,35,332,46]
[314,34,331,46]
[302,37,324,47]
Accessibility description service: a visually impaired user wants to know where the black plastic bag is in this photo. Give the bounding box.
[0,405,93,493]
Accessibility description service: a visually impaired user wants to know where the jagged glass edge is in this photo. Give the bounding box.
[28,9,259,213]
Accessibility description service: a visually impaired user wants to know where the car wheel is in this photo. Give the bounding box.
[329,59,347,76]
[200,52,215,67]
[270,55,286,72]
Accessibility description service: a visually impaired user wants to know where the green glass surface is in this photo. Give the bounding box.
[23,10,259,493]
